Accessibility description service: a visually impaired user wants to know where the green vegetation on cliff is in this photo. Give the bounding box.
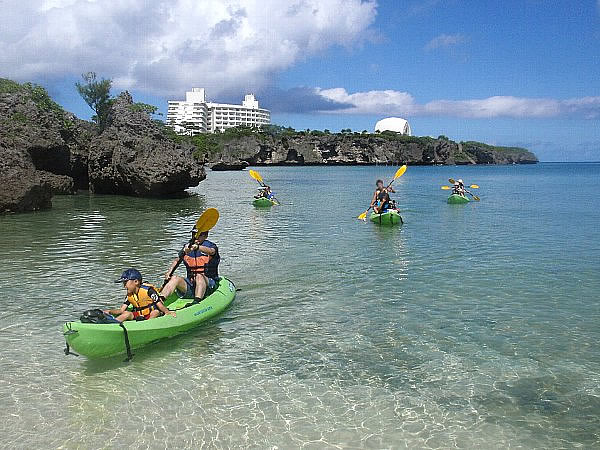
[0,78,65,117]
[160,124,537,165]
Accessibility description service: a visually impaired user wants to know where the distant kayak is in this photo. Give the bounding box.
[63,277,236,359]
[447,194,470,204]
[370,210,403,225]
[253,197,277,207]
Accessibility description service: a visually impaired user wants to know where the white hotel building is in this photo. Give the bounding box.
[166,88,271,134]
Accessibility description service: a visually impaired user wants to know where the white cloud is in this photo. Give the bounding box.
[0,0,377,97]
[315,88,600,119]
[425,33,466,50]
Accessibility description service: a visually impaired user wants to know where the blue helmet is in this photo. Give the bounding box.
[114,268,142,283]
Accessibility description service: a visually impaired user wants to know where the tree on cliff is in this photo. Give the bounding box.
[75,72,112,130]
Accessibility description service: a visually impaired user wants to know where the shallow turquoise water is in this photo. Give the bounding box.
[1,163,599,448]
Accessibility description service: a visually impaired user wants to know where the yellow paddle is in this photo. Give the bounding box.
[449,178,479,189]
[249,169,265,186]
[250,169,281,204]
[358,165,407,220]
[388,165,407,188]
[441,186,451,190]
[193,208,219,236]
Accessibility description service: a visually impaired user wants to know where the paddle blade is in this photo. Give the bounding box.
[357,211,367,220]
[441,186,451,190]
[194,208,219,235]
[470,184,479,189]
[249,169,264,184]
[393,165,407,180]
[473,196,480,201]
[448,178,456,184]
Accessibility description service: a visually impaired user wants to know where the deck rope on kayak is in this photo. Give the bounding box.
[63,323,79,357]
[119,322,134,362]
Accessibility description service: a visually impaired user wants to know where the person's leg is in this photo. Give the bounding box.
[147,309,161,319]
[193,274,209,300]
[115,311,134,322]
[161,276,190,298]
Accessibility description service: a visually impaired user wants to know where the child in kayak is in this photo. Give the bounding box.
[161,230,220,304]
[370,179,396,214]
[105,268,176,322]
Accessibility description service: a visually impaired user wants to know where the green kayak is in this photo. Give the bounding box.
[447,194,470,204]
[370,210,403,225]
[63,277,236,359]
[253,197,276,207]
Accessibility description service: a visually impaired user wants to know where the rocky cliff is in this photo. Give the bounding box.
[205,131,538,168]
[87,92,204,196]
[0,79,205,213]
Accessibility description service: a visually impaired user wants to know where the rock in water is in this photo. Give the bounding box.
[88,92,205,196]
[211,160,249,171]
[0,79,91,212]
[0,144,52,213]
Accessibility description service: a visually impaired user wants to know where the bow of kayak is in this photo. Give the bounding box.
[447,194,470,204]
[370,210,403,225]
[252,197,276,207]
[63,277,236,359]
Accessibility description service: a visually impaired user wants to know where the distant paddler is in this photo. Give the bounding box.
[441,178,480,201]
[249,169,280,205]
[358,165,407,220]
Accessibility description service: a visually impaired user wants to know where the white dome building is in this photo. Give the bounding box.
[374,117,412,136]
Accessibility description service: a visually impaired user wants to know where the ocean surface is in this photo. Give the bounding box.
[1,163,599,448]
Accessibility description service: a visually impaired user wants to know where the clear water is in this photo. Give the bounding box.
[1,163,599,448]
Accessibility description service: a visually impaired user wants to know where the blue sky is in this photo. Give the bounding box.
[2,0,599,161]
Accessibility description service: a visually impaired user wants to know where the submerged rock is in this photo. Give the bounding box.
[87,92,205,196]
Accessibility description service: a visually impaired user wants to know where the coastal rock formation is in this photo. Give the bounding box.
[0,79,83,212]
[87,92,205,196]
[208,133,538,166]
[211,160,249,171]
[0,170,52,213]
[1,78,206,213]
[0,142,52,212]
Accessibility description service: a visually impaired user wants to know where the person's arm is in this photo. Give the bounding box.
[156,300,176,317]
[386,186,396,193]
[164,244,190,279]
[369,190,377,207]
[148,288,176,317]
[165,257,182,279]
[194,244,216,256]
[104,303,128,315]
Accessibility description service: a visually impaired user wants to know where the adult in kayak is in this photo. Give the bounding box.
[254,185,273,200]
[161,229,220,304]
[370,179,396,214]
[452,179,472,198]
[104,268,176,322]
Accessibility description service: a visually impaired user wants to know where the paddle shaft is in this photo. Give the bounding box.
[162,236,195,287]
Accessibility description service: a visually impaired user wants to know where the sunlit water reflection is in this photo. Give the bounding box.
[1,163,599,448]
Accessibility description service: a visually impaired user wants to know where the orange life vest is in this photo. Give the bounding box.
[126,284,160,317]
[182,241,219,279]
